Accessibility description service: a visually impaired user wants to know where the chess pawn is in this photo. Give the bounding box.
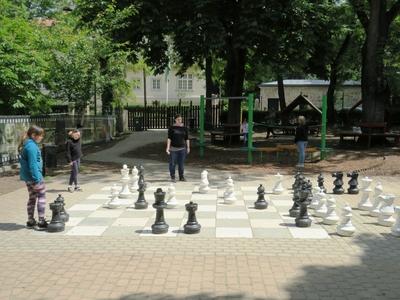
[347,171,359,194]
[54,194,69,223]
[223,176,236,204]
[332,172,344,194]
[151,188,169,234]
[119,164,131,198]
[336,205,356,237]
[317,173,327,193]
[378,194,396,227]
[130,166,139,193]
[369,182,383,217]
[106,184,121,209]
[47,201,65,232]
[184,201,201,234]
[295,188,312,227]
[323,196,339,225]
[358,176,373,211]
[309,187,321,209]
[391,206,400,237]
[199,170,210,194]
[166,184,178,209]
[254,184,268,209]
[273,173,284,194]
[314,191,328,217]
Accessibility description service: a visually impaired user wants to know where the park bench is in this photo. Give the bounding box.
[210,123,243,145]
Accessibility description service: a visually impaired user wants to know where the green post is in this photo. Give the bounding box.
[247,93,254,164]
[320,95,327,160]
[199,95,205,158]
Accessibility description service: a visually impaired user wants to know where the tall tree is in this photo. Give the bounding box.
[349,0,400,125]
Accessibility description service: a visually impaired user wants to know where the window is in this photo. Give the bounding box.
[152,78,161,90]
[177,74,193,90]
[133,78,141,89]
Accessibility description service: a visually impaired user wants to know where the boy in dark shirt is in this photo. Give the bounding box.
[66,129,83,192]
[294,116,308,168]
[166,114,190,182]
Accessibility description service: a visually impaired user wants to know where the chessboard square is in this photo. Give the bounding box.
[217,201,246,208]
[89,210,124,218]
[216,219,251,227]
[68,210,93,218]
[246,204,278,213]
[240,186,259,192]
[216,227,252,238]
[67,217,84,226]
[198,205,217,212]
[69,204,101,211]
[103,226,142,236]
[117,198,135,206]
[87,194,111,200]
[66,226,107,236]
[252,228,292,238]
[216,211,249,219]
[247,211,282,219]
[177,227,215,237]
[194,199,217,205]
[139,227,179,237]
[217,191,243,198]
[272,200,294,206]
[164,210,186,219]
[191,194,218,201]
[145,218,183,227]
[81,198,109,205]
[289,227,330,239]
[217,204,246,211]
[196,212,216,218]
[196,218,216,228]
[78,217,116,226]
[112,217,148,227]
[120,210,155,218]
[250,219,283,228]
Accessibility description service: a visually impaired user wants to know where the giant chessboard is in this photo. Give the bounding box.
[33,181,331,239]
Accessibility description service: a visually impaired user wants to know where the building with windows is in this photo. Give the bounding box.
[125,68,205,106]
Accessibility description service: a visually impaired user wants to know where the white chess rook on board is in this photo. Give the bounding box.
[223,176,236,204]
[369,182,383,217]
[130,166,139,193]
[119,164,132,199]
[199,170,210,194]
[391,206,400,237]
[272,173,284,194]
[166,184,178,209]
[358,176,373,211]
[378,194,396,227]
[337,204,356,237]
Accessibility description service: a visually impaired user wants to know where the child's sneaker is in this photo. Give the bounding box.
[36,218,48,231]
[67,186,74,193]
[26,218,37,229]
[74,186,82,192]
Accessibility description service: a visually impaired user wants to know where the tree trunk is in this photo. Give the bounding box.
[99,57,113,115]
[277,74,286,111]
[360,1,390,127]
[205,55,213,129]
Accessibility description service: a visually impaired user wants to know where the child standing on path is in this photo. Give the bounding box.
[66,129,82,192]
[241,118,249,145]
[19,125,48,230]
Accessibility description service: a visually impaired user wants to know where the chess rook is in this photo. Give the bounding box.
[184,201,201,234]
[47,201,65,233]
[378,194,395,227]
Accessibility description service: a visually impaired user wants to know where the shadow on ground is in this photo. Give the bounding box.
[0,223,26,231]
[107,293,269,300]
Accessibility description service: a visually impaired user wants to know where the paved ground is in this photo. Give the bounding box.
[1,131,400,300]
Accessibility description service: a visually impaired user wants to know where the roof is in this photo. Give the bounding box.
[259,79,361,87]
[281,94,322,116]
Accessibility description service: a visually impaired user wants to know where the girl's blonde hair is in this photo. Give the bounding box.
[298,116,306,125]
[18,125,45,152]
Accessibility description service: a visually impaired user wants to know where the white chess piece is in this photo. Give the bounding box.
[391,206,400,237]
[272,173,284,194]
[337,204,356,237]
[130,166,139,193]
[369,182,383,217]
[166,184,178,209]
[314,190,327,217]
[358,176,373,210]
[104,184,121,209]
[309,187,321,209]
[199,170,210,194]
[119,164,131,198]
[323,196,339,225]
[223,176,236,204]
[378,194,396,227]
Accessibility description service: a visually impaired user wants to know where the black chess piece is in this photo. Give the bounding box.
[317,174,327,193]
[151,188,169,234]
[305,180,313,203]
[332,172,344,194]
[184,201,201,234]
[295,187,312,227]
[47,201,65,232]
[347,171,359,194]
[55,194,69,223]
[254,184,268,209]
[292,172,301,190]
[134,175,148,209]
[138,165,145,184]
[289,177,304,217]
